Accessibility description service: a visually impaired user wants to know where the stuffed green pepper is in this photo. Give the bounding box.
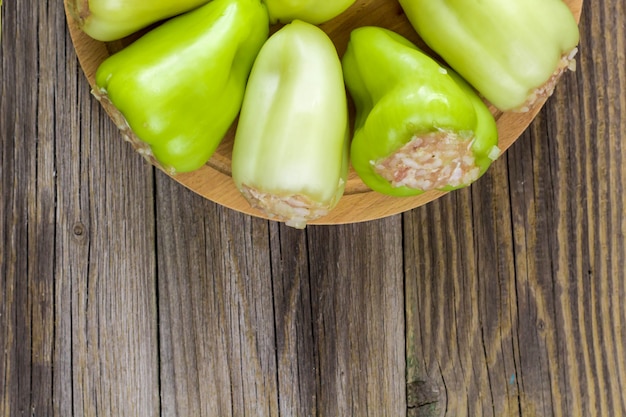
[94,0,269,174]
[232,20,349,229]
[398,0,580,112]
[343,27,500,197]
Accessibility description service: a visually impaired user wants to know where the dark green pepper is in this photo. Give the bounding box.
[94,0,269,174]
[342,26,500,197]
[398,0,580,112]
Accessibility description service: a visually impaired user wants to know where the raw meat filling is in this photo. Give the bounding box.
[373,130,480,191]
[240,184,334,229]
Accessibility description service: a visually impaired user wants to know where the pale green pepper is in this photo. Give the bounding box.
[263,0,356,24]
[94,0,269,174]
[398,0,580,112]
[343,27,499,197]
[69,0,211,42]
[232,20,349,229]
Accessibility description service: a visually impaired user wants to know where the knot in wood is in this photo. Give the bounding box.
[73,222,86,237]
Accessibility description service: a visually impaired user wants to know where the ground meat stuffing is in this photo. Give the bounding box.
[373,130,480,191]
[240,184,338,229]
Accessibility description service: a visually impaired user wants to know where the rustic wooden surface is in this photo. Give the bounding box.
[1,1,624,416]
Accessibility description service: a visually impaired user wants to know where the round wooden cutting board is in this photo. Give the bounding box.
[64,0,583,225]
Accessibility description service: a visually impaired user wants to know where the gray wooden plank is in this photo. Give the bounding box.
[307,219,406,417]
[63,92,161,416]
[155,177,278,417]
[57,76,162,417]
[1,1,54,415]
[155,177,407,417]
[269,224,317,417]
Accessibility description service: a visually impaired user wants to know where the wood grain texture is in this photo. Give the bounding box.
[1,0,624,417]
[2,1,161,416]
[154,177,406,416]
[155,187,279,417]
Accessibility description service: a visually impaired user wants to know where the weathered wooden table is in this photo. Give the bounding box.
[2,1,625,416]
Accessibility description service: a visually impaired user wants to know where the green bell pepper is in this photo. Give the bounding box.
[69,0,211,42]
[94,0,269,174]
[263,0,356,24]
[232,20,349,229]
[398,0,580,112]
[343,26,500,197]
